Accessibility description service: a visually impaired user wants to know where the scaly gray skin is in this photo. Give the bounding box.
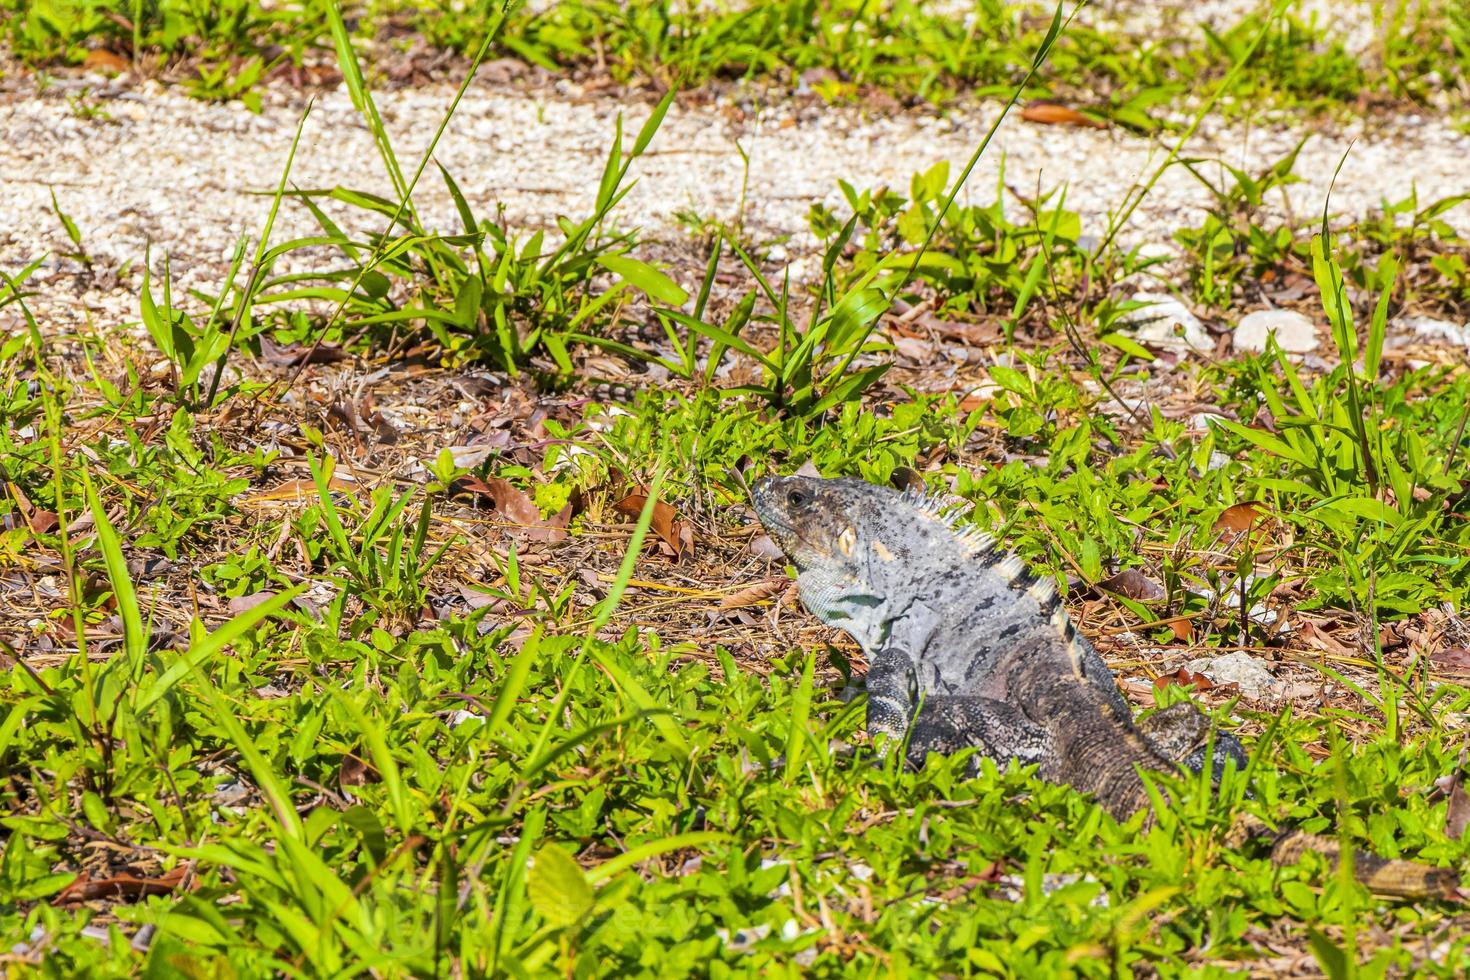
[751,476,1129,711]
[750,476,1466,899]
[751,474,1245,816]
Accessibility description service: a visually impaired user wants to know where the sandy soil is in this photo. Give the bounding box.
[3,63,1469,337]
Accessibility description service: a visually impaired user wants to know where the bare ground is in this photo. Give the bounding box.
[4,66,1470,339]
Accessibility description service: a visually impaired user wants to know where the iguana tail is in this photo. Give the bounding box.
[1227,815,1464,901]
[869,650,1463,901]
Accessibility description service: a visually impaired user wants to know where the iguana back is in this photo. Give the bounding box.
[752,477,1126,698]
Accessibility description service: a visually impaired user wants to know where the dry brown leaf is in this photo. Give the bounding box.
[1117,678,1158,708]
[1214,502,1277,553]
[1300,620,1359,659]
[1215,502,1272,533]
[1020,101,1107,128]
[916,313,1003,346]
[458,476,569,544]
[748,533,785,561]
[54,864,187,905]
[552,488,585,529]
[613,488,690,560]
[1165,617,1194,643]
[340,752,379,789]
[259,337,349,367]
[1431,646,1470,674]
[1153,668,1214,692]
[957,391,993,413]
[1377,622,1406,651]
[242,476,356,504]
[892,335,935,361]
[6,481,58,535]
[1098,568,1166,602]
[888,466,926,493]
[457,584,506,610]
[794,460,823,479]
[82,49,130,74]
[1442,760,1470,842]
[227,590,278,615]
[719,577,790,610]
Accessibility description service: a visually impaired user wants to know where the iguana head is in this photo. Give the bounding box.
[751,475,991,653]
[751,476,892,574]
[752,475,991,569]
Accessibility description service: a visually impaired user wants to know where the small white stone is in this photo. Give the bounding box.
[1232,309,1319,354]
[1394,314,1470,348]
[1124,292,1212,354]
[1134,241,1176,261]
[1182,651,1279,699]
[1185,412,1228,434]
[963,380,1002,402]
[785,255,815,283]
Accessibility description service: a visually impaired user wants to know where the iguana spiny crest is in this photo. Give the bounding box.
[751,474,1117,710]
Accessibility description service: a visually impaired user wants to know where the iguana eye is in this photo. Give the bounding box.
[786,488,811,507]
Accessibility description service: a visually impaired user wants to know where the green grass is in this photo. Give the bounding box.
[7,1,1470,128]
[5,1,1470,976]
[5,357,1470,974]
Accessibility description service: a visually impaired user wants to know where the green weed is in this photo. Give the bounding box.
[9,1,1470,126]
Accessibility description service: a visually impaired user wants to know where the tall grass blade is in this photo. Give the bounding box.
[85,478,146,677]
[205,99,313,406]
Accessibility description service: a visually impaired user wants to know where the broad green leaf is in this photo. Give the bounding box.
[1365,253,1396,380]
[825,286,889,350]
[783,652,816,779]
[1099,332,1156,361]
[86,480,146,670]
[528,845,594,929]
[1313,496,1403,527]
[597,254,689,306]
[1306,927,1350,980]
[630,89,674,156]
[1213,418,1315,468]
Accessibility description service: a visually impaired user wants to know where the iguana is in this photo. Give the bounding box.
[751,474,1462,900]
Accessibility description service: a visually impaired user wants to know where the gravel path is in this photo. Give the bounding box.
[3,70,1470,333]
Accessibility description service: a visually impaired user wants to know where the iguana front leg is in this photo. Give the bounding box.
[865,647,921,747]
[1137,701,1250,778]
[866,648,1054,771]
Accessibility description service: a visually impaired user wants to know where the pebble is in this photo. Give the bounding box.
[1232,309,1319,354]
[1182,651,1279,699]
[1124,292,1212,354]
[1393,314,1470,349]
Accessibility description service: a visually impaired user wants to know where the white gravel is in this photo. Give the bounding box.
[3,67,1470,335]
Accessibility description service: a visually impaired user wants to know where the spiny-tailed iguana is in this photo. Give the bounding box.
[751,474,1461,900]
